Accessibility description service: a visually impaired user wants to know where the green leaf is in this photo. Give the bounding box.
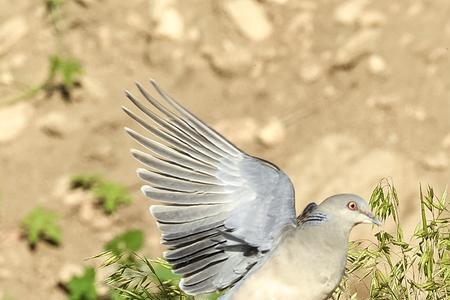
[206,292,223,300]
[109,290,126,300]
[45,0,64,12]
[49,55,61,80]
[21,206,61,247]
[92,181,131,214]
[47,55,82,91]
[105,229,144,256]
[61,57,82,89]
[70,174,132,215]
[70,174,100,189]
[151,260,181,282]
[93,181,131,214]
[67,267,97,300]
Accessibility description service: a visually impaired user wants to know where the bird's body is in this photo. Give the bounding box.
[123,80,380,300]
[232,215,349,300]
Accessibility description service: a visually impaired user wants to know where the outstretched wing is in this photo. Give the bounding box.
[123,80,296,295]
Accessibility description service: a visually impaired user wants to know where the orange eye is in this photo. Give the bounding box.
[347,201,358,211]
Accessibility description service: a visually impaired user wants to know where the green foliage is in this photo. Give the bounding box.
[45,0,64,13]
[1,293,15,300]
[100,252,194,300]
[335,180,450,300]
[21,206,61,247]
[105,229,144,261]
[44,0,82,99]
[109,290,127,300]
[71,174,101,189]
[97,246,223,300]
[2,0,82,107]
[150,261,182,283]
[67,267,97,300]
[93,181,132,215]
[47,55,83,91]
[71,174,132,215]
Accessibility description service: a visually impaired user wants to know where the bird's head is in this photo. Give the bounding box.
[318,194,381,228]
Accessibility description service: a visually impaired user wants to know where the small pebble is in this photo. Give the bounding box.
[203,44,253,77]
[0,71,13,85]
[91,215,113,230]
[298,62,322,83]
[0,102,33,144]
[367,54,387,75]
[257,119,286,147]
[422,152,449,171]
[442,133,450,149]
[358,10,386,28]
[223,0,273,41]
[324,85,337,99]
[407,2,423,17]
[79,200,95,222]
[428,47,448,63]
[151,1,185,40]
[62,190,89,207]
[334,29,379,67]
[334,0,368,26]
[405,106,427,121]
[37,112,68,137]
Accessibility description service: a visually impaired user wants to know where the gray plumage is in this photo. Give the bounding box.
[123,80,380,300]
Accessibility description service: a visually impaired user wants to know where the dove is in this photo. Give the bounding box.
[123,80,380,300]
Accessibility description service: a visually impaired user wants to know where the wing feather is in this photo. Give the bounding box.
[126,128,219,175]
[162,226,225,247]
[124,106,223,167]
[151,204,232,223]
[131,149,221,185]
[137,168,228,193]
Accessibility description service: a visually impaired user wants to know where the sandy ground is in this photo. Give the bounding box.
[0,0,449,299]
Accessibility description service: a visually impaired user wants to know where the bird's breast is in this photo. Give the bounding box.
[231,225,348,300]
[232,253,345,300]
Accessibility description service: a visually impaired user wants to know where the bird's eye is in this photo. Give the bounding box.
[347,201,358,211]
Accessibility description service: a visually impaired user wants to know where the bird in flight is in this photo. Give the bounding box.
[123,80,381,300]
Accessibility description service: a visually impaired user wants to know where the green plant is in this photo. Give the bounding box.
[45,0,64,12]
[1,0,82,106]
[93,181,132,214]
[44,0,82,98]
[46,55,82,96]
[335,180,450,299]
[1,293,15,300]
[99,252,217,300]
[71,174,101,189]
[66,267,97,300]
[21,206,62,247]
[71,174,132,215]
[109,290,127,300]
[97,248,223,300]
[105,229,144,262]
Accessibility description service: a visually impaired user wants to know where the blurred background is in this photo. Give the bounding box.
[0,0,449,299]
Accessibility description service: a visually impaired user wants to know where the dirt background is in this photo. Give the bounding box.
[0,0,449,299]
